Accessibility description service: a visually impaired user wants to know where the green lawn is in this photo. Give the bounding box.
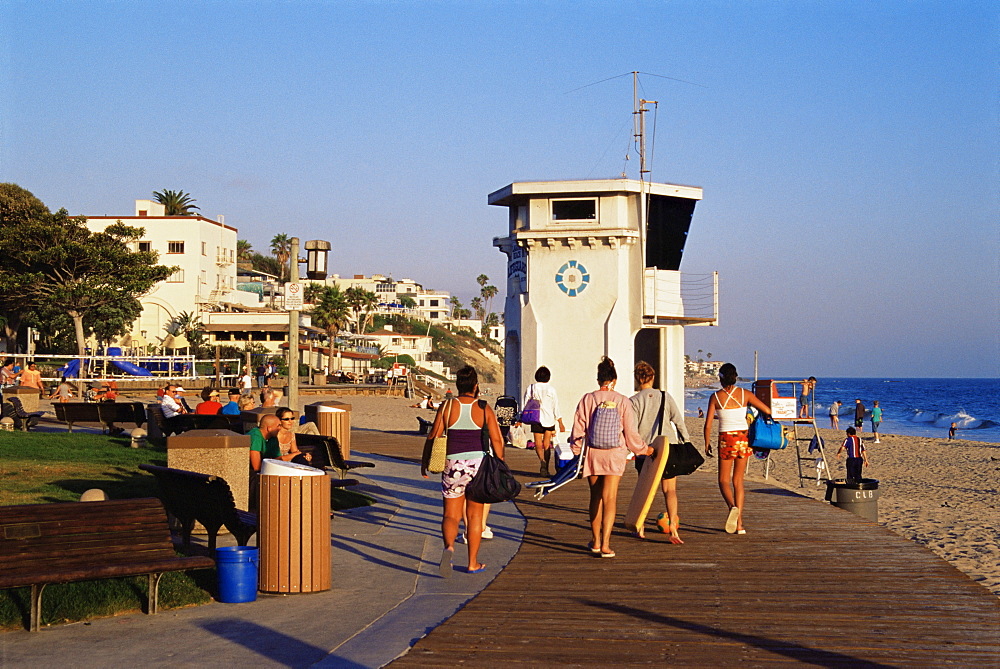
[0,431,167,506]
[0,431,211,631]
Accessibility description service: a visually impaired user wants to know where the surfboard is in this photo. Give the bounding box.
[624,436,669,533]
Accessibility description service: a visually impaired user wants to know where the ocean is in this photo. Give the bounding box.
[684,377,1000,444]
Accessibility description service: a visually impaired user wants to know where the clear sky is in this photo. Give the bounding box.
[1,1,996,378]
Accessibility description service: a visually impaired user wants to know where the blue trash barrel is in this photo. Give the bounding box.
[216,546,258,603]
[106,347,122,356]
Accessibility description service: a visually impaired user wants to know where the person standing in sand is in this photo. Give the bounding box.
[703,363,772,535]
[829,400,842,429]
[630,361,690,544]
[837,426,868,482]
[854,399,866,434]
[569,357,652,558]
[421,365,504,577]
[871,400,883,443]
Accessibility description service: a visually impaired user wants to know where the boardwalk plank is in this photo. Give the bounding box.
[353,430,1000,667]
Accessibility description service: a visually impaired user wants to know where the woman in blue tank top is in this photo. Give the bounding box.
[421,365,504,577]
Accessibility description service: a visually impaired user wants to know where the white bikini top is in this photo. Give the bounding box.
[715,387,748,432]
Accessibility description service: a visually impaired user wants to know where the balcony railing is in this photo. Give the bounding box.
[642,269,718,325]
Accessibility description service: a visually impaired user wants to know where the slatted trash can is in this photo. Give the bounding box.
[305,401,352,458]
[824,478,880,522]
[258,459,331,594]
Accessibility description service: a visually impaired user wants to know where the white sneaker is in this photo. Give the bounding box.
[481,526,494,540]
[455,533,466,544]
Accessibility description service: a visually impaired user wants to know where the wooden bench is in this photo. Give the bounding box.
[2,397,44,431]
[53,401,146,433]
[0,498,215,632]
[416,416,433,435]
[294,433,375,479]
[146,405,243,437]
[138,464,257,553]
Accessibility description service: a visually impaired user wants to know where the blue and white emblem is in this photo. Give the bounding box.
[555,260,589,297]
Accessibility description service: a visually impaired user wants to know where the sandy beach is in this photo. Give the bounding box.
[318,390,999,600]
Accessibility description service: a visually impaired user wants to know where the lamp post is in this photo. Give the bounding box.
[287,238,330,415]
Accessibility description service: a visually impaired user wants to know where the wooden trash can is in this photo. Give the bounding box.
[258,460,331,594]
[305,401,352,458]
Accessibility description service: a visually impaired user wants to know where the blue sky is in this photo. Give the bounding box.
[2,1,996,377]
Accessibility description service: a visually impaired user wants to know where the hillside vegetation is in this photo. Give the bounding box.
[372,315,503,384]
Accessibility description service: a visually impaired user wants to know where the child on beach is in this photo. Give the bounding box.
[837,427,868,483]
[948,423,957,440]
[871,400,883,443]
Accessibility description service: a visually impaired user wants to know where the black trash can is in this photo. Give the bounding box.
[824,478,879,521]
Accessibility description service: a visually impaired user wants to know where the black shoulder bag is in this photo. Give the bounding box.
[661,391,705,477]
[465,400,521,504]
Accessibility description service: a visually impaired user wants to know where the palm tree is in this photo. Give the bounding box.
[476,274,489,288]
[449,295,463,320]
[359,289,379,333]
[153,190,200,215]
[311,285,350,346]
[344,286,366,332]
[270,234,292,281]
[470,296,484,321]
[481,284,498,315]
[304,282,325,304]
[237,239,254,263]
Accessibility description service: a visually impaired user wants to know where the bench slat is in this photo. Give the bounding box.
[0,555,215,589]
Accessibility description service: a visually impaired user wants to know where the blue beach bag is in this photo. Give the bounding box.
[749,413,787,450]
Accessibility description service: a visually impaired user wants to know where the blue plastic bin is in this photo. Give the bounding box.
[216,546,258,603]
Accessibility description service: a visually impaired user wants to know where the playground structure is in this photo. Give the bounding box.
[29,351,243,388]
[751,379,832,487]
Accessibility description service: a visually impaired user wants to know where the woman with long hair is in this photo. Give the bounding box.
[421,365,504,576]
[703,362,771,535]
[570,357,652,558]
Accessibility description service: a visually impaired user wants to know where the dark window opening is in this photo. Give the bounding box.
[645,195,697,270]
[552,199,596,221]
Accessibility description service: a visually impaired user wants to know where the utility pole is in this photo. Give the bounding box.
[288,237,300,414]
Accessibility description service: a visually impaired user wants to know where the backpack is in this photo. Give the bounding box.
[587,401,622,449]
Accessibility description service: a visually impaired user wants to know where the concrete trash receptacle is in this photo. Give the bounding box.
[824,478,880,522]
[5,385,40,412]
[305,401,352,458]
[258,459,331,594]
[167,429,251,521]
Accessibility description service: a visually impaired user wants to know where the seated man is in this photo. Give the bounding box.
[275,406,320,435]
[249,414,310,472]
[220,389,242,416]
[160,384,189,433]
[195,388,223,415]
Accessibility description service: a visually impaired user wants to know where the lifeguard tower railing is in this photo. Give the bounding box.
[642,270,718,325]
[752,379,831,487]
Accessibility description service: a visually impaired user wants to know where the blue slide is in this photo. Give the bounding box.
[57,359,82,378]
[112,360,154,376]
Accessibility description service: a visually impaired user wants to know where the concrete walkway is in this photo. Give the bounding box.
[0,453,525,668]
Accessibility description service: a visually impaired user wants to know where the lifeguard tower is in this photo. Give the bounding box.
[752,379,832,486]
[491,178,718,411]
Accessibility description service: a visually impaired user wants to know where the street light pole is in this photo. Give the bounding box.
[288,236,300,415]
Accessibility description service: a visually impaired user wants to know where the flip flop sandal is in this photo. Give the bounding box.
[439,548,453,578]
[725,507,740,534]
[600,550,616,558]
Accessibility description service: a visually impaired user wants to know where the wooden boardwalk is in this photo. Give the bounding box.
[354,429,1000,667]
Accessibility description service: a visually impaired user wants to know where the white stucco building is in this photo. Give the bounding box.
[85,200,259,345]
[492,179,718,411]
[330,275,453,323]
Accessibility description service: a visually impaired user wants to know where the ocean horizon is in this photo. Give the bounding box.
[685,377,1000,444]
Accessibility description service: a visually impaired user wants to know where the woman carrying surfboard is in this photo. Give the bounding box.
[569,357,653,558]
[703,362,772,535]
[630,361,691,544]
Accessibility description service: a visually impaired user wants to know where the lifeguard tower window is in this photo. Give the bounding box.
[551,199,597,221]
[645,194,697,271]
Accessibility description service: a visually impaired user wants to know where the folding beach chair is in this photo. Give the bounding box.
[525,442,586,500]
